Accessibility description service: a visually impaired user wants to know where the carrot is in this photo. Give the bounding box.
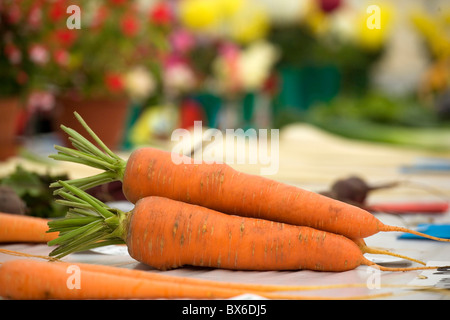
[1,259,401,300]
[49,112,450,242]
[35,259,367,293]
[0,255,397,296]
[47,182,440,273]
[0,259,318,300]
[0,212,59,243]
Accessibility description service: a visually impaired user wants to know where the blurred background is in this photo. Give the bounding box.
[1,0,450,158]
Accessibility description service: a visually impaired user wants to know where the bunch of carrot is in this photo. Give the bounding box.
[43,112,450,272]
[1,111,448,300]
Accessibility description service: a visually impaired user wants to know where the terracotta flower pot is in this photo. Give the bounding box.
[0,97,19,161]
[54,95,129,151]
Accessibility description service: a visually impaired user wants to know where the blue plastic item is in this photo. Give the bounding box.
[398,224,450,240]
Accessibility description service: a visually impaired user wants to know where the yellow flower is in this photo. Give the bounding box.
[356,3,394,51]
[129,105,179,145]
[179,0,222,32]
[228,1,270,44]
[217,0,243,18]
[305,3,330,36]
[411,10,450,59]
[179,0,270,42]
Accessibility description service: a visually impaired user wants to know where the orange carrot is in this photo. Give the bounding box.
[0,255,389,294]
[0,212,58,243]
[48,182,440,273]
[49,112,450,242]
[0,259,393,300]
[126,197,369,271]
[0,259,279,300]
[37,259,363,293]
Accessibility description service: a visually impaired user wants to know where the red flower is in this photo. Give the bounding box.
[105,73,124,92]
[120,14,140,37]
[54,29,78,47]
[149,2,173,25]
[318,0,341,13]
[49,0,66,22]
[53,49,69,66]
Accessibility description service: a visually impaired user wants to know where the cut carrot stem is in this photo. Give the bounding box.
[49,112,450,243]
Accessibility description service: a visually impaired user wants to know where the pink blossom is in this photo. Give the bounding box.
[27,91,55,112]
[163,58,196,94]
[163,53,188,68]
[170,29,196,54]
[29,44,49,65]
[28,4,42,29]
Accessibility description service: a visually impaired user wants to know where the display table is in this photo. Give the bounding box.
[1,124,450,300]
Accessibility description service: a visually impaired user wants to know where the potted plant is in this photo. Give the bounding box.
[27,0,168,150]
[0,1,41,160]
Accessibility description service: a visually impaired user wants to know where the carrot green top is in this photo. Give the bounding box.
[47,181,128,259]
[49,112,127,193]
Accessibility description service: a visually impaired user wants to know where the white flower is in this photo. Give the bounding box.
[238,41,279,91]
[124,66,156,101]
[328,6,359,43]
[258,0,311,25]
[163,63,197,95]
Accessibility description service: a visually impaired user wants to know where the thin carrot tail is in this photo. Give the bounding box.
[354,238,426,266]
[380,225,450,242]
[361,246,426,266]
[362,257,448,272]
